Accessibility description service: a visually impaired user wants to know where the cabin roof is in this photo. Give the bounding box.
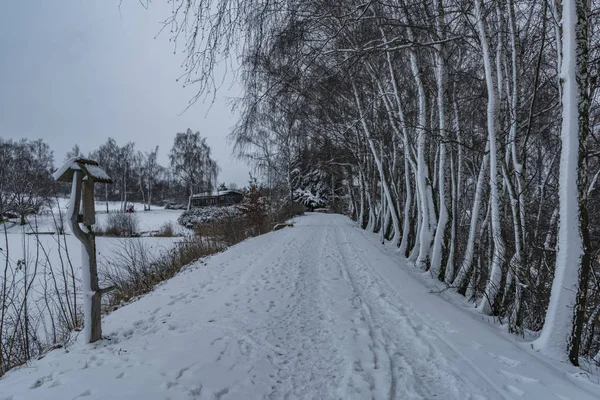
[53,157,113,183]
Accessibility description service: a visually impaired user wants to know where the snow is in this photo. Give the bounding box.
[0,199,185,349]
[52,158,82,181]
[2,200,187,237]
[177,206,240,228]
[0,233,179,271]
[82,164,112,182]
[0,213,597,400]
[293,188,326,208]
[1,200,185,268]
[53,158,111,183]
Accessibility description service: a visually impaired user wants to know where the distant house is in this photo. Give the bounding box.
[190,190,244,208]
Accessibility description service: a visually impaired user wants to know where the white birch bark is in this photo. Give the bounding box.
[409,50,436,269]
[430,0,449,279]
[453,141,490,288]
[534,0,586,362]
[475,0,505,315]
[383,47,415,255]
[351,81,401,244]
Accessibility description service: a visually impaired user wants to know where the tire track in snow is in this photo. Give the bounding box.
[320,224,397,399]
[331,224,439,400]
[331,216,511,400]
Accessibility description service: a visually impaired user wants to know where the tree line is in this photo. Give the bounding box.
[0,139,55,225]
[78,128,221,211]
[165,0,600,366]
[0,129,222,223]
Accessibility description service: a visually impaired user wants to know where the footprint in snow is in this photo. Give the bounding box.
[30,374,53,389]
[73,390,91,399]
[487,352,522,368]
[215,388,229,400]
[503,384,525,396]
[175,366,191,380]
[497,369,539,384]
[188,385,203,397]
[164,381,178,389]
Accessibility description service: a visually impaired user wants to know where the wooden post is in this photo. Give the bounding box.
[82,180,96,226]
[55,157,112,344]
[68,172,102,343]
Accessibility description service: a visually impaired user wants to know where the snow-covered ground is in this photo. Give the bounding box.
[0,213,598,400]
[0,233,179,270]
[0,201,186,350]
[93,201,188,236]
[1,201,186,283]
[2,200,186,236]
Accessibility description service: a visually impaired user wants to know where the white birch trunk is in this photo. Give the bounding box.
[409,189,422,262]
[383,48,414,255]
[410,51,436,269]
[351,82,401,244]
[430,0,449,278]
[445,95,463,284]
[453,142,490,287]
[358,169,366,228]
[445,153,456,283]
[534,0,585,361]
[475,0,505,315]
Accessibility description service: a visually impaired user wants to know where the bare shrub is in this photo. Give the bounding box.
[272,203,305,223]
[155,221,176,237]
[101,213,140,237]
[101,236,225,308]
[194,215,253,246]
[0,202,80,377]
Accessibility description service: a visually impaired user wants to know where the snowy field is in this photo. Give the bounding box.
[1,201,186,277]
[0,213,597,400]
[1,200,186,236]
[0,201,187,348]
[93,201,188,236]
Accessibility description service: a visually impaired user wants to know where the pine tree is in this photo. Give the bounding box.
[239,176,267,235]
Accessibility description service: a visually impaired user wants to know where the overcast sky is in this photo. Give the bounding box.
[0,0,249,187]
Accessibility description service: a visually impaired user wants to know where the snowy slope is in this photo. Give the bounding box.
[0,214,597,400]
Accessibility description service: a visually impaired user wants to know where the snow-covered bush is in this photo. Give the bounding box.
[293,188,327,209]
[177,205,241,228]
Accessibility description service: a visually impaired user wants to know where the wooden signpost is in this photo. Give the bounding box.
[54,157,113,343]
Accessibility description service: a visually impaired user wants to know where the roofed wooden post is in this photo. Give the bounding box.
[54,157,112,343]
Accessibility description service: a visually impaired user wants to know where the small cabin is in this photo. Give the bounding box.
[190,190,244,208]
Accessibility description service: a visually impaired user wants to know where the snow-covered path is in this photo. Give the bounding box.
[1,214,598,400]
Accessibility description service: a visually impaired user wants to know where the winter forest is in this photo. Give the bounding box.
[159,0,600,367]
